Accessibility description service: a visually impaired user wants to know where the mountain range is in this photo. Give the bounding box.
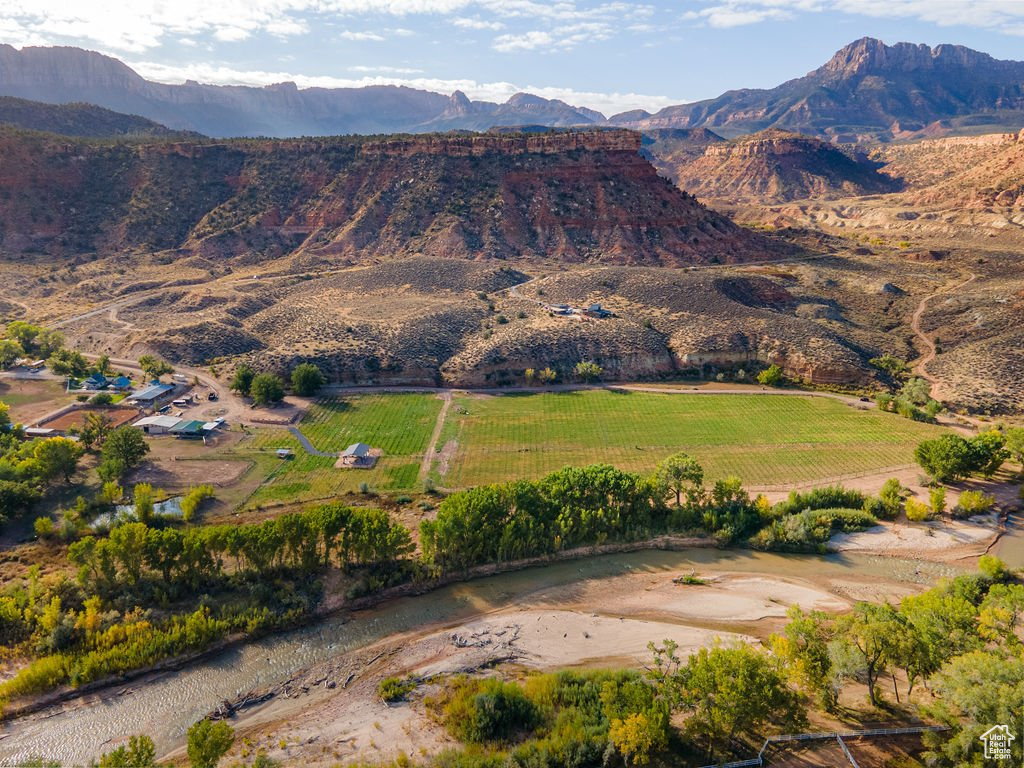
[3,38,1024,141]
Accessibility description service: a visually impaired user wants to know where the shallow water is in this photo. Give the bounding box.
[991,512,1024,568]
[0,548,963,766]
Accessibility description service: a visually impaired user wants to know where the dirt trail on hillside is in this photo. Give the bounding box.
[910,272,976,401]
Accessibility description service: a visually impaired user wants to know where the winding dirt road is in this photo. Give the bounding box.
[909,271,976,401]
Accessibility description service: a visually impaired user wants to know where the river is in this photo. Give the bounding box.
[0,548,967,766]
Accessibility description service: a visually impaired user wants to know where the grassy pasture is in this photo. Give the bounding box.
[434,390,948,488]
[241,393,441,506]
[235,389,949,506]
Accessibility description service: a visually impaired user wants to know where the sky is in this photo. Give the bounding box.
[3,1,1024,116]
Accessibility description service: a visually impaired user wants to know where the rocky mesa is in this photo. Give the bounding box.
[0,127,780,267]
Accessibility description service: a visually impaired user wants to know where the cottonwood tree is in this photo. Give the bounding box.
[250,373,285,406]
[291,363,325,396]
[187,719,234,768]
[137,354,173,380]
[655,452,704,507]
[230,364,255,396]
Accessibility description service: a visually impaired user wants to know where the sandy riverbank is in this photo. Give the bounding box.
[206,566,897,767]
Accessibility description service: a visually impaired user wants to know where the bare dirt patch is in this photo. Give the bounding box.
[39,406,139,431]
[128,459,252,490]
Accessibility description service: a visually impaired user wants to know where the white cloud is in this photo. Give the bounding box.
[349,64,424,73]
[684,0,1024,31]
[452,17,504,30]
[127,58,686,114]
[493,20,613,52]
[493,29,553,51]
[339,30,386,40]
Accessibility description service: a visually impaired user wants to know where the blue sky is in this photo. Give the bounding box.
[3,1,1024,116]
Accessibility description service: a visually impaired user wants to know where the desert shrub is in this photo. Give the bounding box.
[772,486,866,517]
[953,490,996,518]
[181,484,215,523]
[379,676,417,702]
[440,678,540,744]
[879,478,904,518]
[33,517,54,539]
[904,498,931,522]
[757,364,783,386]
[750,508,876,552]
[89,392,113,406]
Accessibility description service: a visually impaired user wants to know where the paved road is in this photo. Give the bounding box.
[287,426,337,457]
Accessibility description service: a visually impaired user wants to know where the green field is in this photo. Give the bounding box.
[432,390,949,488]
[235,389,950,505]
[241,393,442,507]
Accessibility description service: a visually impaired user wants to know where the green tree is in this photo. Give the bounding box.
[915,435,974,483]
[133,483,154,523]
[869,354,909,379]
[100,426,150,479]
[80,412,114,451]
[1005,427,1024,468]
[609,711,662,766]
[925,650,1024,766]
[0,338,23,369]
[250,373,285,406]
[968,430,1009,479]
[33,437,83,483]
[94,354,112,375]
[229,365,255,396]
[6,320,41,352]
[831,602,902,706]
[138,355,173,381]
[929,486,947,517]
[679,643,803,759]
[47,348,89,377]
[574,361,603,382]
[900,377,932,405]
[771,606,837,710]
[537,367,557,384]
[290,363,325,396]
[654,452,704,507]
[757,364,783,386]
[96,734,156,767]
[187,719,234,768]
[879,477,904,518]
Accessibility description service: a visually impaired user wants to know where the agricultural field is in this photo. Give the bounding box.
[0,378,71,424]
[239,393,443,507]
[429,390,949,489]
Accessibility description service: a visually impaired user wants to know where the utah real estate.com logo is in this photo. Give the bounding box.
[980,724,1015,760]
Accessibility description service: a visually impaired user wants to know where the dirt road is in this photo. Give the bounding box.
[909,271,976,400]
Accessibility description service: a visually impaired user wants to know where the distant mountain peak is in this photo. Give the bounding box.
[817,36,1001,80]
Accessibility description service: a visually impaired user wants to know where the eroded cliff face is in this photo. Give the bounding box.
[0,128,778,267]
[667,130,899,203]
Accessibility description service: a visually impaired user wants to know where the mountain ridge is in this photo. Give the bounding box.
[5,39,1024,141]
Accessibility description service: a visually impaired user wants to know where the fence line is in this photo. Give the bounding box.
[698,725,950,768]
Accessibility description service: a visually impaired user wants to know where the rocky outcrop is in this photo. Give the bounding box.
[666,130,899,203]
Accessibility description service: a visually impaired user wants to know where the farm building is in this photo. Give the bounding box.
[127,382,175,404]
[276,448,294,459]
[583,303,612,318]
[133,415,182,435]
[169,420,207,439]
[23,427,56,439]
[339,442,373,467]
[109,375,133,391]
